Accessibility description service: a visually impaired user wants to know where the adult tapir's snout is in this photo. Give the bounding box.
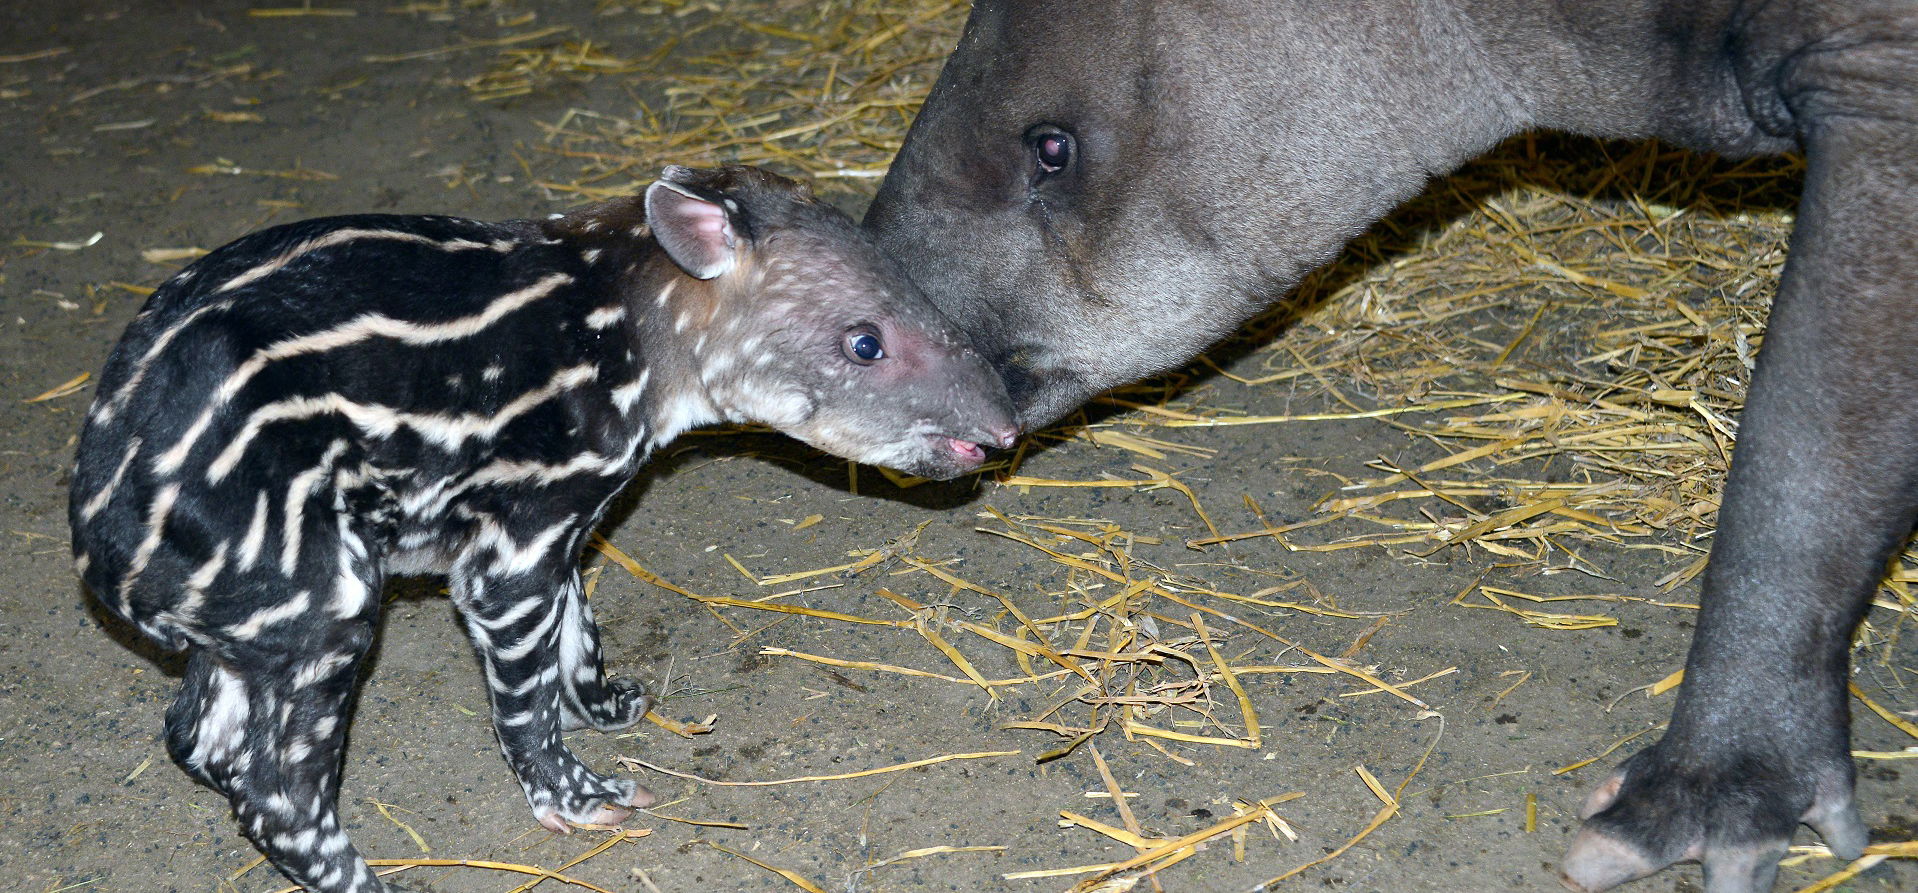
[864,2,1295,431]
[863,100,1102,430]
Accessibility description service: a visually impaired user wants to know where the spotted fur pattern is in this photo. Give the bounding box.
[69,166,1013,893]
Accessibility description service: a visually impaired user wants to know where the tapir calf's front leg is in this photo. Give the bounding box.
[454,555,653,833]
[552,569,653,733]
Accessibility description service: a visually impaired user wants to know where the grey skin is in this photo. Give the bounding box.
[864,1,1917,891]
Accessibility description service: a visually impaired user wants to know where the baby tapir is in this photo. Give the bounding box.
[67,165,1016,893]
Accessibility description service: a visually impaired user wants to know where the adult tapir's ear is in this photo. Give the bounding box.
[645,166,743,280]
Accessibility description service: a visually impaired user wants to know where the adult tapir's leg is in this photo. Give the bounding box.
[1561,105,1918,893]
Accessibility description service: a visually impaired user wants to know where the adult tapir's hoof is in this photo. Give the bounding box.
[1560,825,1787,893]
[1557,741,1868,893]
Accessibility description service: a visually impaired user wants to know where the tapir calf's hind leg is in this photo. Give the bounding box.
[166,613,395,893]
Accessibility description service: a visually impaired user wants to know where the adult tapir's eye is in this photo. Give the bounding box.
[1030,126,1075,176]
[842,327,885,365]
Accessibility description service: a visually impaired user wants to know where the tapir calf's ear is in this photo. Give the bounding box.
[646,168,739,279]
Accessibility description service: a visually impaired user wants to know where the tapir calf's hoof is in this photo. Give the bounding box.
[536,784,655,834]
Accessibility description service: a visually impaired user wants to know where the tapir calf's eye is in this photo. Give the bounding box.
[843,328,885,364]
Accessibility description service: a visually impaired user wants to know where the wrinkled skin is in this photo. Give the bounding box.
[865,1,1918,890]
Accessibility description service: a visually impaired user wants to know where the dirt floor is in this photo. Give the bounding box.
[2,3,1914,893]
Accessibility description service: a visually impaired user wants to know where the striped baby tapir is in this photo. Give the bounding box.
[68,164,1017,893]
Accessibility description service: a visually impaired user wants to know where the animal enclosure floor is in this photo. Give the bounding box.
[0,3,1912,893]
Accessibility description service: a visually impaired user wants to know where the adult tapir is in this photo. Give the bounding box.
[863,1,1916,891]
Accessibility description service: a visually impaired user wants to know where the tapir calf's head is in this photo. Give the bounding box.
[864,0,1514,430]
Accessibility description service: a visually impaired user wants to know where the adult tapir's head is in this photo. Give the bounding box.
[864,0,1519,430]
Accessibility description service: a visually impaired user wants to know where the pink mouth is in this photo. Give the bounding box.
[946,437,988,464]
